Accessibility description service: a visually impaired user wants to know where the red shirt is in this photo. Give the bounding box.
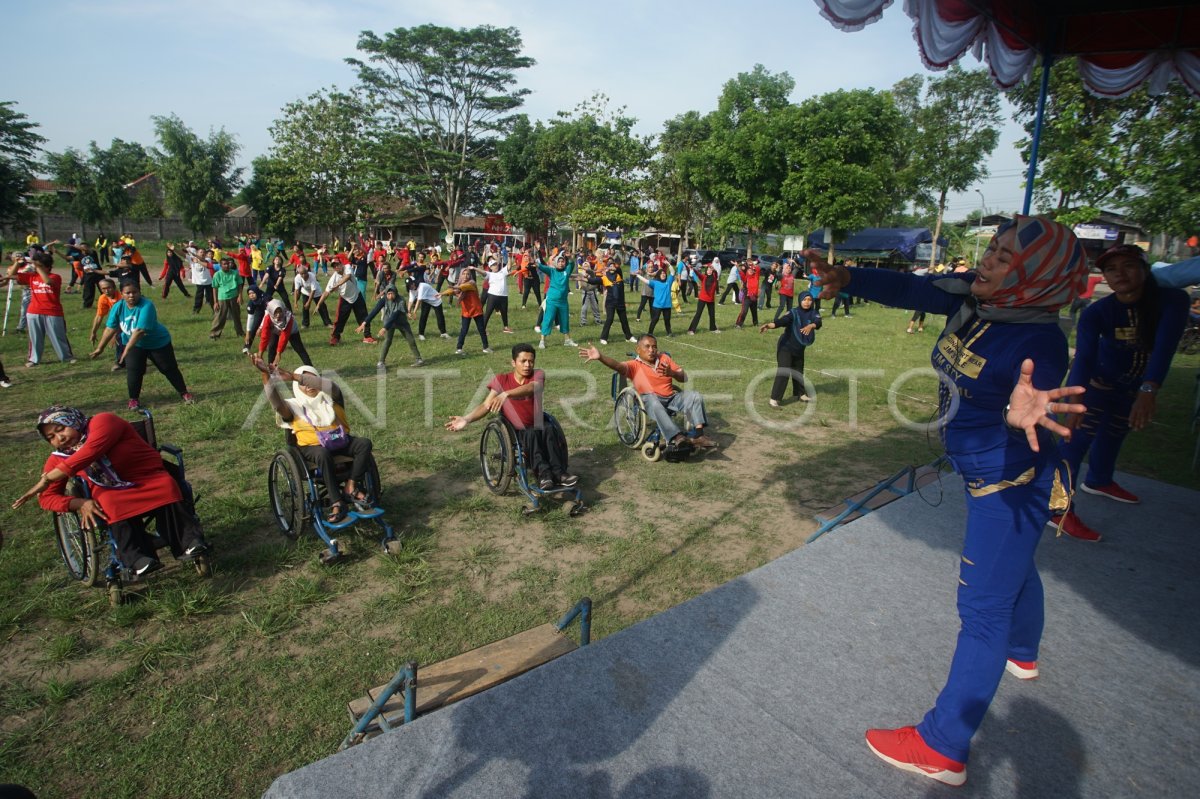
[696,271,718,303]
[740,265,760,296]
[234,251,252,278]
[487,370,545,429]
[778,273,795,297]
[17,271,65,317]
[39,413,182,522]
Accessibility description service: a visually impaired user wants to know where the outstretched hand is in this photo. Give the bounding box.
[444,416,469,432]
[578,344,600,362]
[1005,358,1087,452]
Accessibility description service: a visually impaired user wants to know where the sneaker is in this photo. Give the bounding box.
[329,336,340,346]
[413,358,425,367]
[564,339,577,347]
[799,394,812,402]
[241,346,249,354]
[418,334,426,341]
[503,327,514,333]
[67,358,78,364]
[183,541,208,558]
[864,727,966,787]
[556,472,579,487]
[455,348,464,355]
[133,557,163,577]
[482,348,493,354]
[712,329,722,334]
[628,336,638,343]
[127,399,141,410]
[0,379,11,388]
[1005,658,1039,680]
[440,333,450,339]
[1048,511,1101,541]
[538,339,546,350]
[181,392,195,405]
[1080,481,1140,504]
[376,361,386,369]
[768,399,780,408]
[599,339,608,345]
[533,326,541,334]
[362,336,378,344]
[688,330,696,335]
[538,476,554,491]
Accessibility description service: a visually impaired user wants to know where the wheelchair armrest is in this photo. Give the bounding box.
[159,443,185,475]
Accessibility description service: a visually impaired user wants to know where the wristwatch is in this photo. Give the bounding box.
[1138,382,1158,394]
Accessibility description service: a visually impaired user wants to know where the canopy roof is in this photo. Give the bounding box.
[807,227,948,261]
[814,0,1200,98]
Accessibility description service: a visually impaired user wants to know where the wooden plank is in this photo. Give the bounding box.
[347,624,577,731]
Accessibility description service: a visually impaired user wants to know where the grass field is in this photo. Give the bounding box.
[1,242,1197,798]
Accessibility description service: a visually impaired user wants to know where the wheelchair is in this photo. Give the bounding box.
[610,356,697,463]
[52,408,211,606]
[267,429,399,564]
[479,414,585,516]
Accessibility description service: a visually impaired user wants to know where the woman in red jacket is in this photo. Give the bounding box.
[13,406,208,576]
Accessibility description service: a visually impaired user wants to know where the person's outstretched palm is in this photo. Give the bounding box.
[1005,358,1087,452]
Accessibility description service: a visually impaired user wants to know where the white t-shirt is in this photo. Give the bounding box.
[294,272,321,297]
[412,282,443,307]
[327,266,360,302]
[189,258,213,286]
[484,266,510,298]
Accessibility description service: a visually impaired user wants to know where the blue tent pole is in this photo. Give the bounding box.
[1022,52,1055,215]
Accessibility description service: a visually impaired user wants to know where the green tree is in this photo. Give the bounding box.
[651,111,715,248]
[1009,59,1143,221]
[784,89,906,255]
[543,94,652,235]
[349,24,534,241]
[896,65,1001,264]
[691,65,796,253]
[241,155,303,238]
[0,101,46,228]
[43,139,153,224]
[1121,83,1200,237]
[263,89,370,234]
[494,114,556,238]
[151,115,241,235]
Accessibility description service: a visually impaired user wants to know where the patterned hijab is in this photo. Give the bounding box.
[36,405,133,489]
[935,215,1087,329]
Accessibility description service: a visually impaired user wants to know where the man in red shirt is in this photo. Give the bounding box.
[579,334,716,449]
[445,343,576,489]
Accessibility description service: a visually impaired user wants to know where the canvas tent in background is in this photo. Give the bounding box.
[807,227,948,268]
[812,0,1200,213]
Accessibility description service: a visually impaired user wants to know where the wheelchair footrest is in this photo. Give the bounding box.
[351,506,385,520]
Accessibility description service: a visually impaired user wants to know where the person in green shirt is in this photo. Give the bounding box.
[210,257,244,338]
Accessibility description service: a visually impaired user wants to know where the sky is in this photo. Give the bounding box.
[6,0,1037,222]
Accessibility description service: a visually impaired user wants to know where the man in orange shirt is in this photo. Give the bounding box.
[579,334,716,448]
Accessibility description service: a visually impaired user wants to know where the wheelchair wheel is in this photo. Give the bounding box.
[54,478,104,587]
[268,449,308,540]
[642,442,663,462]
[480,419,515,495]
[614,387,647,448]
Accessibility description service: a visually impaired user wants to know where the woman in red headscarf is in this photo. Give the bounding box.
[809,216,1089,787]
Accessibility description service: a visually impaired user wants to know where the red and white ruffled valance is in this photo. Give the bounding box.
[813,0,1200,99]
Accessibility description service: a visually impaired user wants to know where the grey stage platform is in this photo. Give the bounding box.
[264,472,1199,798]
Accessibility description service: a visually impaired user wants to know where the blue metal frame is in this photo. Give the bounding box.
[341,599,593,749]
[808,456,948,543]
[486,414,584,514]
[609,356,683,461]
[1022,52,1055,215]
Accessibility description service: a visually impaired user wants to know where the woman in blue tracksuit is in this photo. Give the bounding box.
[758,292,821,406]
[1054,244,1189,541]
[812,216,1089,787]
[537,254,576,348]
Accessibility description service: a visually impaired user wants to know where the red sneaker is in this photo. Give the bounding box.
[1049,511,1101,542]
[865,726,966,786]
[1080,481,1140,504]
[362,336,378,344]
[1006,658,1039,680]
[329,335,340,346]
